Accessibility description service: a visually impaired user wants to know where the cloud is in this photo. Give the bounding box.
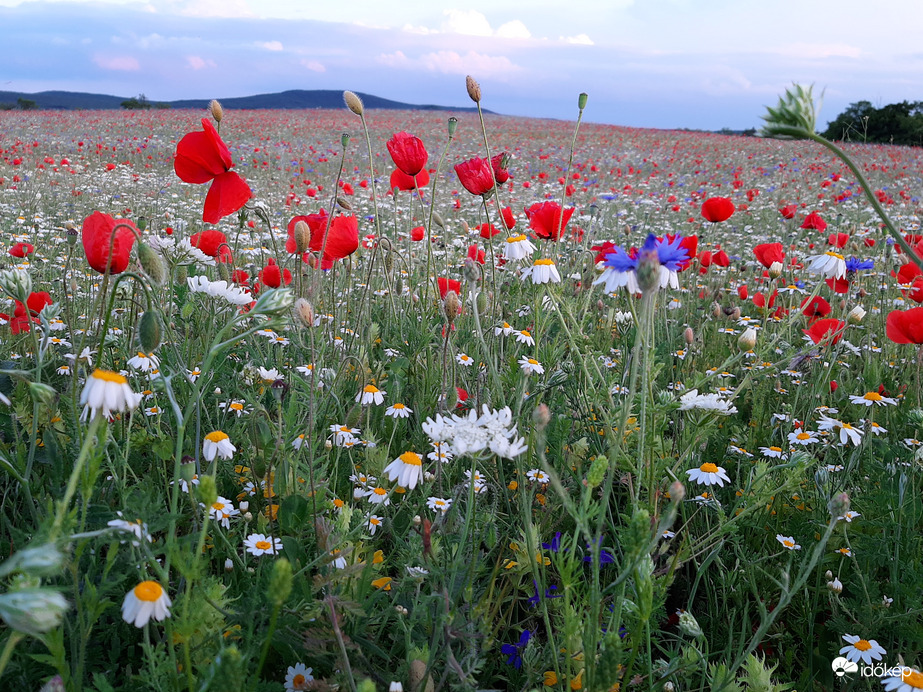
[379,49,521,78]
[441,9,493,36]
[178,0,253,18]
[563,33,594,46]
[496,20,530,39]
[257,40,283,51]
[301,59,325,72]
[774,43,861,59]
[186,55,216,70]
[93,54,140,71]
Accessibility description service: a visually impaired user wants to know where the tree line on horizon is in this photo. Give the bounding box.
[822,100,923,146]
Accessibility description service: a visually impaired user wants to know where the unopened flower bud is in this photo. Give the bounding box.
[239,501,249,512]
[768,261,783,279]
[738,327,757,352]
[138,310,162,353]
[532,403,551,430]
[28,382,56,407]
[586,454,609,488]
[209,99,223,123]
[827,577,843,594]
[669,480,686,503]
[466,75,482,103]
[825,570,833,579]
[137,242,167,285]
[636,248,661,294]
[578,92,588,110]
[663,683,674,692]
[197,475,218,508]
[224,558,234,572]
[268,557,293,606]
[847,305,866,324]
[175,264,188,285]
[343,91,364,116]
[432,211,446,228]
[293,220,311,254]
[443,290,460,324]
[678,611,703,638]
[336,196,352,210]
[294,297,315,328]
[412,515,422,526]
[463,257,481,282]
[828,492,850,519]
[684,327,694,344]
[0,588,68,636]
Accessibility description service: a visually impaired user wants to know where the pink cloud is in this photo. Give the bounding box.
[93,54,140,71]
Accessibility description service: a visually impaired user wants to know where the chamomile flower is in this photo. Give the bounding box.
[518,356,545,375]
[284,663,314,691]
[776,534,801,550]
[203,431,236,461]
[515,329,535,346]
[426,496,452,514]
[818,415,864,446]
[244,533,282,557]
[382,451,424,490]
[839,634,885,664]
[219,399,250,417]
[881,668,923,692]
[365,486,391,505]
[805,251,847,279]
[356,384,385,405]
[760,446,786,458]
[366,514,383,536]
[685,462,731,487]
[329,549,348,569]
[526,468,550,484]
[79,369,142,421]
[787,429,818,445]
[504,234,537,261]
[456,353,474,367]
[127,352,159,372]
[495,322,515,337]
[427,443,452,464]
[121,581,172,627]
[849,391,898,407]
[521,258,561,284]
[838,510,861,522]
[385,402,413,418]
[207,496,239,529]
[107,512,152,546]
[56,364,72,375]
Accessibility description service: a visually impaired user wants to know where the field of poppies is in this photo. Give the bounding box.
[0,82,922,692]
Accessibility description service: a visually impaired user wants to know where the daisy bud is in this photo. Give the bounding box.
[684,327,695,345]
[239,501,249,512]
[825,570,833,579]
[768,261,783,279]
[663,683,675,692]
[243,512,252,522]
[465,75,481,103]
[395,605,408,615]
[578,92,588,110]
[2,543,64,578]
[28,382,56,407]
[0,588,69,636]
[738,327,757,352]
[443,290,460,324]
[389,683,404,692]
[412,515,422,526]
[293,297,315,328]
[447,116,458,138]
[847,305,866,324]
[827,577,843,594]
[209,99,223,123]
[138,310,162,353]
[268,557,293,607]
[224,558,234,572]
[293,220,311,253]
[828,492,850,519]
[343,91,364,115]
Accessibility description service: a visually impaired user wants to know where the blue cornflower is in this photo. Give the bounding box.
[501,630,531,669]
[601,245,638,271]
[845,257,874,273]
[583,538,615,564]
[541,532,562,553]
[646,233,690,272]
[528,579,561,607]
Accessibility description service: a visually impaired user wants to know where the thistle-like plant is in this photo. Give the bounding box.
[759,83,821,138]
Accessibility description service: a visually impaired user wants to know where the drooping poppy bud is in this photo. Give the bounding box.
[386,132,428,177]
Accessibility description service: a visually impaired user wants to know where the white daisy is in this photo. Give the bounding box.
[243,533,282,557]
[503,234,537,261]
[203,431,236,461]
[521,258,561,284]
[385,402,413,418]
[849,391,898,407]
[426,496,452,514]
[284,663,314,691]
[518,356,545,375]
[685,462,731,487]
[382,451,424,490]
[356,384,385,405]
[79,369,142,421]
[776,534,801,550]
[121,581,172,627]
[839,634,886,664]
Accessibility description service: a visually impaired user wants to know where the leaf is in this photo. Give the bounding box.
[279,495,309,535]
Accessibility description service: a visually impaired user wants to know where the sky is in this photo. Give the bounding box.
[2,0,921,130]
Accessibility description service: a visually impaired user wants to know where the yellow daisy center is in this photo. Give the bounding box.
[292,675,306,688]
[392,403,405,409]
[797,432,811,440]
[399,451,422,467]
[211,501,226,511]
[230,402,243,411]
[520,330,531,338]
[92,369,127,384]
[783,539,794,548]
[255,540,271,551]
[507,234,527,243]
[363,385,379,393]
[372,487,387,496]
[133,581,164,602]
[902,671,923,689]
[863,392,883,401]
[528,358,538,365]
[535,258,555,266]
[854,640,872,651]
[700,462,718,473]
[205,431,229,443]
[825,251,844,260]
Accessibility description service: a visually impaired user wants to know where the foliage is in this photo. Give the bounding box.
[823,100,923,146]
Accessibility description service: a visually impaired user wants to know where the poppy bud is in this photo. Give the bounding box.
[828,492,850,519]
[636,247,661,294]
[293,220,311,254]
[138,310,162,353]
[462,257,481,282]
[431,211,446,228]
[465,75,481,103]
[847,305,866,324]
[443,290,460,324]
[447,117,458,138]
[336,196,352,210]
[294,298,314,328]
[137,242,166,285]
[684,327,694,344]
[209,99,223,123]
[343,91,364,116]
[578,92,588,110]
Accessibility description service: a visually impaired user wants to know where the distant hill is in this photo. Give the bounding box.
[0,89,489,113]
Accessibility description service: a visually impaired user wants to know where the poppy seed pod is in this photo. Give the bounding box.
[343,91,364,116]
[465,75,481,103]
[578,92,588,110]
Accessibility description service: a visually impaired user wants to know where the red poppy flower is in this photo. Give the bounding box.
[525,201,575,241]
[737,285,748,301]
[9,242,33,258]
[81,210,138,275]
[699,251,712,268]
[14,291,53,320]
[753,243,785,268]
[491,153,511,184]
[174,118,252,224]
[410,226,425,242]
[454,157,495,197]
[701,197,735,223]
[886,307,923,344]
[827,233,849,248]
[779,204,797,219]
[437,277,461,299]
[713,249,730,267]
[500,206,516,230]
[478,223,501,239]
[314,215,359,270]
[592,240,618,265]
[190,229,227,258]
[825,276,851,294]
[801,295,831,320]
[800,212,827,232]
[390,167,430,192]
[467,245,485,265]
[259,258,292,288]
[386,132,428,177]
[803,318,846,345]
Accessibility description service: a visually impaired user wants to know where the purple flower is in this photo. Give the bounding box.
[583,539,615,564]
[528,579,561,607]
[501,630,531,669]
[541,532,562,553]
[602,245,638,272]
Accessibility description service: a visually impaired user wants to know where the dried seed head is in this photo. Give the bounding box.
[293,220,311,254]
[343,91,364,115]
[465,75,481,103]
[209,99,223,123]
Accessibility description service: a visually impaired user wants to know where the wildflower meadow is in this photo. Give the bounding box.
[1,81,923,692]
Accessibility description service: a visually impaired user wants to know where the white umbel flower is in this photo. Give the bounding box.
[80,369,142,421]
[121,581,172,627]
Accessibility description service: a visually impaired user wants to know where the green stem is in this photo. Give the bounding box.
[0,632,24,681]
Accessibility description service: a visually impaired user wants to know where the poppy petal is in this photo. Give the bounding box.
[203,171,252,224]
